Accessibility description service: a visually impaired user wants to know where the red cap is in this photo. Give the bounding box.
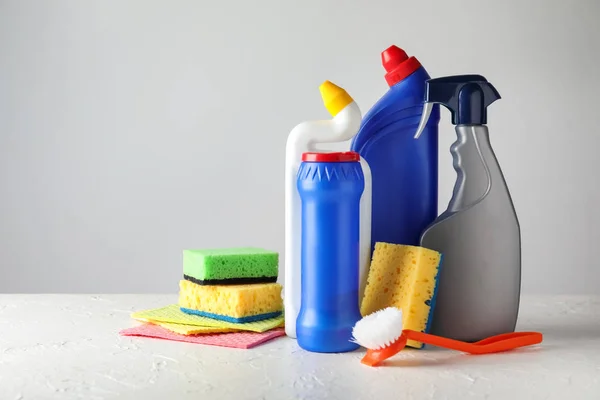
[381,45,421,87]
[301,151,360,162]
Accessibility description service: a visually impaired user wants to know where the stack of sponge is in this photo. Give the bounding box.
[121,247,285,349]
[179,247,283,323]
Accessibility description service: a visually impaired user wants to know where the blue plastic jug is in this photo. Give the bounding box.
[350,45,440,248]
[296,151,364,353]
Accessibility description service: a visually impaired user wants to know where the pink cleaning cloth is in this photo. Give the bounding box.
[119,323,285,349]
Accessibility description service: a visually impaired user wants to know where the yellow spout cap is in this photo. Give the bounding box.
[319,80,354,117]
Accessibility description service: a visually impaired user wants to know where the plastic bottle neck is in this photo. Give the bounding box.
[381,46,422,87]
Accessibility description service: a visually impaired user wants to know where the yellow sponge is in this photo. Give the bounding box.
[178,280,283,323]
[360,242,442,348]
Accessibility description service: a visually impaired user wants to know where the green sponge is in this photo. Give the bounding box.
[183,247,278,285]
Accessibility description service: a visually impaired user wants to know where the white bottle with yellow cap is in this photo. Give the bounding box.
[284,81,371,338]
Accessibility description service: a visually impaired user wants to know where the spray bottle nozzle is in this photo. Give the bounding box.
[414,74,501,139]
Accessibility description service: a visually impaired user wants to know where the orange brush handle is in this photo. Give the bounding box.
[361,330,543,367]
[361,335,408,367]
[404,330,543,354]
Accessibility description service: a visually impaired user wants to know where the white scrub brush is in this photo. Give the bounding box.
[351,307,543,367]
[351,307,405,350]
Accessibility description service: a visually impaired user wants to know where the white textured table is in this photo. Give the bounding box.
[1,295,598,399]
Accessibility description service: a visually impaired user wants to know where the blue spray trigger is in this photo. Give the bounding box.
[414,75,501,139]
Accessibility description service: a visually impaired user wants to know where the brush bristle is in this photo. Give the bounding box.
[350,307,404,350]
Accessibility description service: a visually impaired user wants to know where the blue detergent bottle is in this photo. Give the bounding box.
[296,151,364,353]
[350,45,440,248]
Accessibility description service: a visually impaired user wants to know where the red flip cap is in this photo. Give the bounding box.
[382,45,422,87]
[301,152,360,162]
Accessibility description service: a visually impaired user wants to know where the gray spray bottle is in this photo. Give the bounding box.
[414,75,521,342]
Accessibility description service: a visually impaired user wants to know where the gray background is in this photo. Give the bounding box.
[1,0,598,294]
